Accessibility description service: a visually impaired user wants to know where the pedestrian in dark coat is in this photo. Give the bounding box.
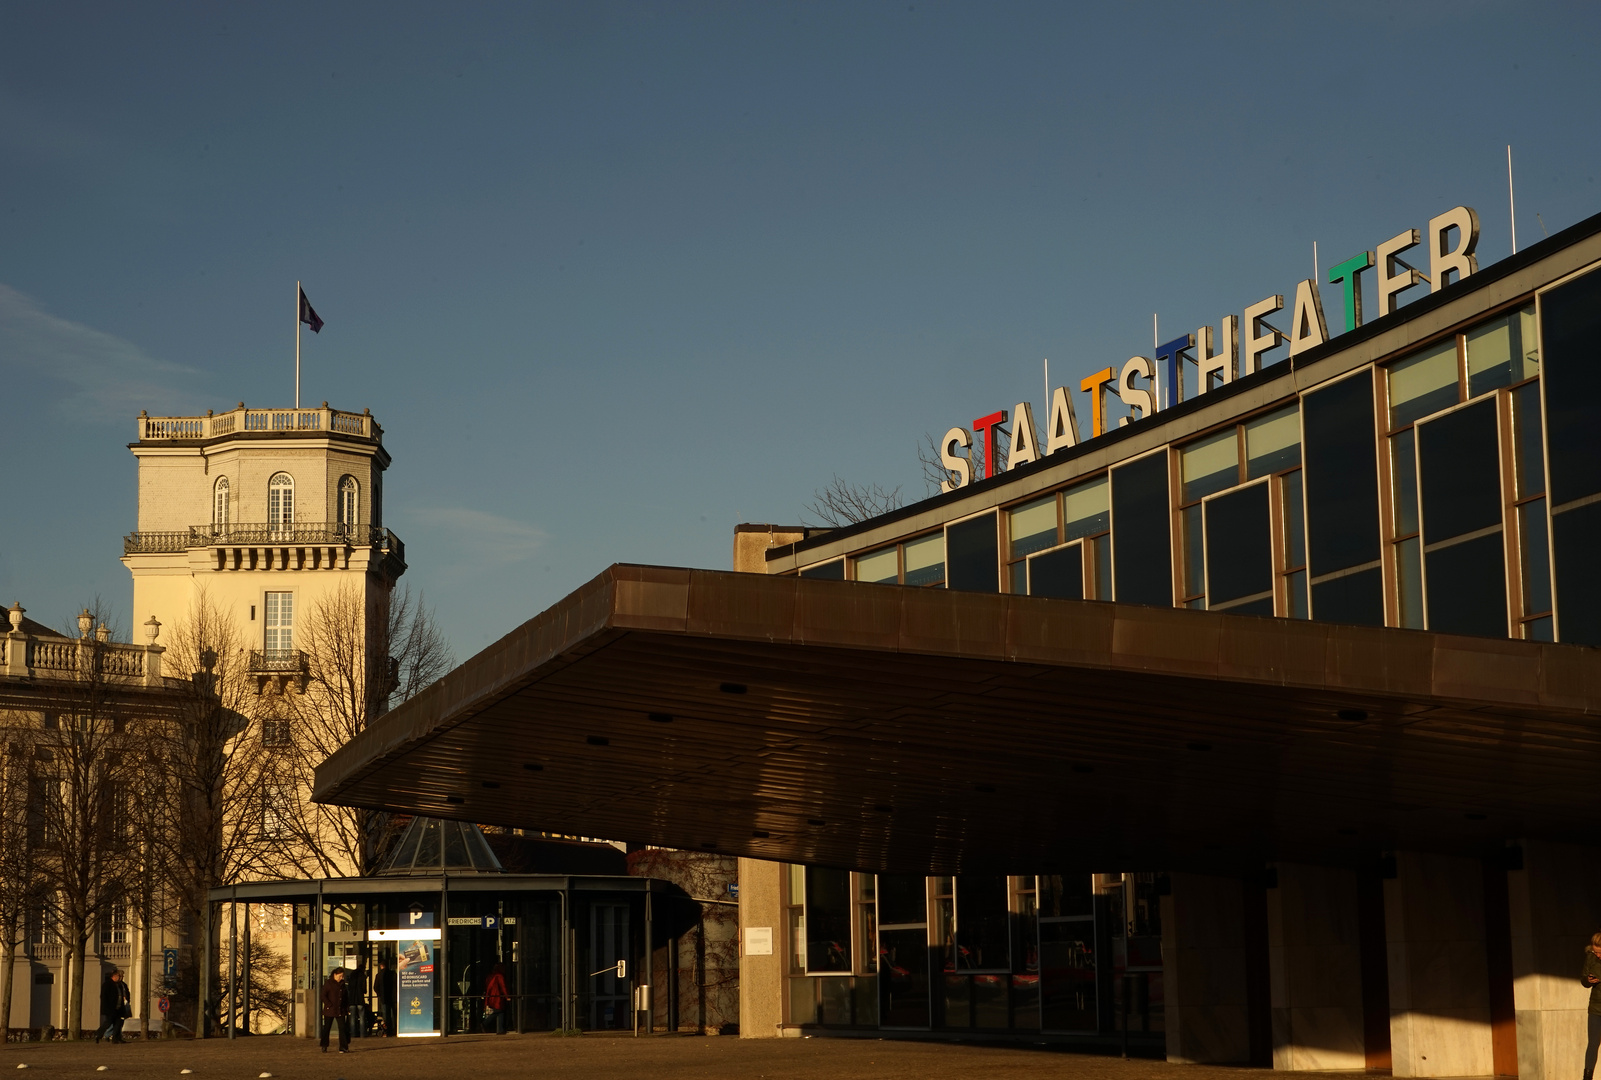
[375,958,397,1037]
[1582,931,1601,1080]
[97,970,131,1044]
[319,968,351,1053]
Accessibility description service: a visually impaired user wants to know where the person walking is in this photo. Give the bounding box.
[375,957,397,1037]
[319,967,352,1054]
[1584,932,1601,1080]
[483,963,510,1035]
[97,970,131,1044]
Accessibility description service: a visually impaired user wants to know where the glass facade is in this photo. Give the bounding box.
[787,265,1601,652]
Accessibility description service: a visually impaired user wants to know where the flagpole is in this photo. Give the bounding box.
[295,280,301,409]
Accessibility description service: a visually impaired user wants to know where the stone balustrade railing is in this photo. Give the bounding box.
[123,523,405,564]
[137,404,382,443]
[2,619,166,689]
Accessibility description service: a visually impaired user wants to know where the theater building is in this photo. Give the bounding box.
[313,207,1601,1077]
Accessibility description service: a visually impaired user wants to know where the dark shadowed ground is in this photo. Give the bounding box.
[0,1032,1379,1080]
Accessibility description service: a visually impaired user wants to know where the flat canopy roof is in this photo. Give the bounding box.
[315,565,1601,875]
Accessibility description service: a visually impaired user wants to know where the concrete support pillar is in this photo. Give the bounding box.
[1163,872,1253,1064]
[1266,863,1366,1070]
[1385,850,1495,1077]
[737,858,784,1038]
[1509,839,1601,1080]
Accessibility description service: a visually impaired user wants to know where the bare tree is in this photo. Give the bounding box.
[276,583,452,875]
[801,474,905,528]
[32,605,163,1039]
[0,730,43,1039]
[150,593,282,1037]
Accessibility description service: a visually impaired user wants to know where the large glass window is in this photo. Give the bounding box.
[264,591,293,653]
[1466,304,1538,397]
[954,876,1010,972]
[1009,477,1112,601]
[876,874,929,1029]
[1179,431,1239,608]
[805,867,853,973]
[1388,339,1459,428]
[1512,382,1552,640]
[855,546,899,585]
[1389,428,1424,628]
[268,472,294,529]
[904,534,945,588]
[1063,476,1111,600]
[212,476,230,529]
[946,514,999,593]
[337,475,358,532]
[1304,374,1382,625]
[799,559,844,579]
[1416,398,1507,638]
[1007,496,1059,594]
[1543,268,1601,645]
[1111,454,1172,607]
[1203,482,1273,615]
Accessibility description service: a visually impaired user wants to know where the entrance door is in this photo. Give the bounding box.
[588,903,629,1029]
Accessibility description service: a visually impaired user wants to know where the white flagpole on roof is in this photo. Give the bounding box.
[295,280,301,409]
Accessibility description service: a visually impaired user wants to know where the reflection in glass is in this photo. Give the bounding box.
[1063,476,1110,539]
[1009,496,1057,558]
[955,876,1010,971]
[1245,404,1301,478]
[877,875,927,926]
[1520,500,1552,616]
[947,514,999,593]
[1466,304,1538,397]
[1397,537,1424,629]
[1039,875,1093,918]
[1304,374,1381,576]
[805,867,853,973]
[1425,534,1508,638]
[1112,454,1173,606]
[1513,382,1545,499]
[1204,483,1272,609]
[1311,567,1384,626]
[1091,538,1112,601]
[903,534,945,587]
[1545,269,1601,505]
[1553,502,1601,646]
[1525,616,1554,642]
[1182,504,1204,602]
[1287,570,1308,619]
[971,975,1008,1029]
[1181,429,1239,503]
[1283,471,1306,569]
[1028,544,1084,600]
[1388,339,1459,428]
[878,928,929,1027]
[856,547,898,585]
[1417,399,1501,543]
[1040,921,1097,1032]
[1391,430,1419,537]
[800,559,844,579]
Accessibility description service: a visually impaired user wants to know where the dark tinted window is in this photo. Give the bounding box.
[1303,374,1381,574]
[1204,483,1272,609]
[1038,874,1093,918]
[877,874,927,925]
[1311,567,1384,627]
[1554,501,1601,646]
[1040,921,1097,1032]
[946,514,999,593]
[1417,400,1502,542]
[879,927,930,1026]
[955,876,1010,971]
[1111,453,1173,606]
[1425,534,1508,638]
[805,867,853,972]
[800,559,844,580]
[1542,268,1601,506]
[1028,545,1083,600]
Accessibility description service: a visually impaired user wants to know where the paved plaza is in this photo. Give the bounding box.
[1,1034,1371,1080]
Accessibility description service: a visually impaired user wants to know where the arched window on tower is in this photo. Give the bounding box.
[268,472,294,538]
[212,476,230,534]
[337,475,358,537]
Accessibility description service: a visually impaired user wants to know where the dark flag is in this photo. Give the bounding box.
[298,287,324,334]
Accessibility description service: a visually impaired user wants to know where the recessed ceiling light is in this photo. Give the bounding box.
[481,781,500,790]
[1337,708,1368,722]
[587,735,610,747]
[719,682,747,695]
[751,830,769,839]
[1186,742,1212,752]
[974,783,996,793]
[522,762,543,772]
[807,818,826,826]
[444,795,464,805]
[1071,764,1095,774]
[873,804,893,814]
[648,712,674,723]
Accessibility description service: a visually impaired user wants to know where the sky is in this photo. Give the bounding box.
[4,1,1600,657]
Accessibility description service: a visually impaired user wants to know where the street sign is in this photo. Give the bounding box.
[163,948,178,977]
[482,915,498,929]
[158,997,170,1014]
[727,883,740,899]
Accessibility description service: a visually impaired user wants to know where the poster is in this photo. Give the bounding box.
[396,936,436,1037]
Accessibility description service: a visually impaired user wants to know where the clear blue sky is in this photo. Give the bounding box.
[4,1,1599,656]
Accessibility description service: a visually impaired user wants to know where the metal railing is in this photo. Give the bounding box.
[123,523,405,559]
[137,405,381,443]
[247,649,308,674]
